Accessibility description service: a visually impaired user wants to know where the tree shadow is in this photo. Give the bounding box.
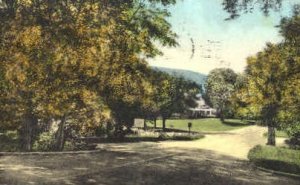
[0,146,299,185]
[252,159,300,175]
[71,147,300,185]
[80,134,203,144]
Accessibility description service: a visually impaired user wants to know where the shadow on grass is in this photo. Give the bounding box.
[248,145,300,176]
[252,159,300,175]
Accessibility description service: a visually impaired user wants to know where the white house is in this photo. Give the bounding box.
[188,95,217,118]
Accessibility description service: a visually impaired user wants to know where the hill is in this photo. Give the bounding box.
[152,67,207,86]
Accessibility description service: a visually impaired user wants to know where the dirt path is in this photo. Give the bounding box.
[0,126,295,185]
[158,125,286,159]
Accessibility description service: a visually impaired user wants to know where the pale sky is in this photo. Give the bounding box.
[148,0,300,74]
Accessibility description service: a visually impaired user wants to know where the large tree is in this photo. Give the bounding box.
[0,0,178,150]
[243,6,300,145]
[245,44,287,146]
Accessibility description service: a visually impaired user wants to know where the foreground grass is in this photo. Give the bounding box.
[248,145,300,175]
[147,118,250,132]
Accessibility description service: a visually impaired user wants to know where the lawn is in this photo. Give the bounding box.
[248,145,300,175]
[147,118,251,132]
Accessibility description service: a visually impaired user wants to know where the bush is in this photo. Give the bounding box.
[248,145,300,175]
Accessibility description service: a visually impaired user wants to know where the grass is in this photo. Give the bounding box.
[248,145,300,175]
[147,118,250,132]
[263,130,289,138]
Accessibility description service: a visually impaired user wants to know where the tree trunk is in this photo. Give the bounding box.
[267,125,276,146]
[20,113,38,151]
[54,116,66,151]
[162,118,166,131]
[154,118,157,129]
[262,104,278,146]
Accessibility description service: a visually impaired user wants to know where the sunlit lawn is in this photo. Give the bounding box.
[147,118,250,132]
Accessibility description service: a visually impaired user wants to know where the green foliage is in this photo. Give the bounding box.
[277,8,300,139]
[222,0,283,19]
[0,0,179,149]
[248,145,300,175]
[236,9,300,144]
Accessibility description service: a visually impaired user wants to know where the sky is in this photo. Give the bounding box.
[148,0,300,75]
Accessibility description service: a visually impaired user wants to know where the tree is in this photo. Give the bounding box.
[205,68,238,122]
